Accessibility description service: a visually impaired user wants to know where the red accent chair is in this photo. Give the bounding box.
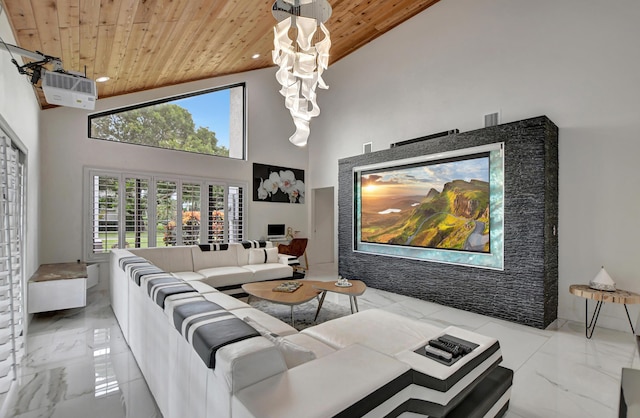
[277,238,309,272]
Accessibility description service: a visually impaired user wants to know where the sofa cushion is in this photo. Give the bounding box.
[164,294,206,320]
[171,271,206,282]
[240,240,269,249]
[241,316,315,369]
[236,242,273,266]
[198,243,229,251]
[197,266,254,288]
[145,276,198,309]
[281,333,336,359]
[267,335,317,369]
[231,307,297,337]
[203,292,251,311]
[241,263,293,281]
[241,316,274,336]
[131,246,195,273]
[232,344,410,418]
[192,244,239,271]
[130,266,165,286]
[301,309,441,356]
[118,255,147,270]
[172,300,260,368]
[187,280,219,294]
[215,336,287,394]
[248,247,279,265]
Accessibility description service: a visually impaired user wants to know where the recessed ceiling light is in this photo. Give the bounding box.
[96,76,110,83]
[251,54,260,59]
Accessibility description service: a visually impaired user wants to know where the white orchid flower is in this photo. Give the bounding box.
[294,179,305,198]
[257,178,269,200]
[263,172,281,196]
[279,170,297,194]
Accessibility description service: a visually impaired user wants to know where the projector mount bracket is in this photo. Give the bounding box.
[0,42,66,85]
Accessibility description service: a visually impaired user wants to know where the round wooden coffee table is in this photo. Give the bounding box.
[242,280,323,326]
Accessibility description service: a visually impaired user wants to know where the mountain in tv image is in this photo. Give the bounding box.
[361,159,490,253]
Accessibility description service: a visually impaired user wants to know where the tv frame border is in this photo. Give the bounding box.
[352,142,505,270]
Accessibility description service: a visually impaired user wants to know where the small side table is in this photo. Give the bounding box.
[569,284,640,339]
[312,280,367,321]
[28,262,88,313]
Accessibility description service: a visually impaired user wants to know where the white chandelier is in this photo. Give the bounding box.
[272,0,332,147]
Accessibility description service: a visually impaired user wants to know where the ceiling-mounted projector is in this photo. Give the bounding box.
[42,70,97,110]
[0,41,98,110]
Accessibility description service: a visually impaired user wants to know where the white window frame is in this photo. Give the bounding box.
[88,83,247,160]
[83,167,247,262]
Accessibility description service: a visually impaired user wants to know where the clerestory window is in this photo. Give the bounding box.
[88,84,245,159]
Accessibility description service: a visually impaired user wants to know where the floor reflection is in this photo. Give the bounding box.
[93,329,119,399]
[6,287,160,418]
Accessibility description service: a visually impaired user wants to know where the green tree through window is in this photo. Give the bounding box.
[91,104,228,156]
[89,84,244,159]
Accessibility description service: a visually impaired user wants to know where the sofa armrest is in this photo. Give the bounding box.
[215,336,287,394]
[278,254,295,265]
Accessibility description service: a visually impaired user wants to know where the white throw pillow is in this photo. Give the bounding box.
[248,247,278,265]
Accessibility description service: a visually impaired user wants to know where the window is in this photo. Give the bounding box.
[88,84,245,160]
[124,178,149,249]
[85,168,246,261]
[0,133,25,396]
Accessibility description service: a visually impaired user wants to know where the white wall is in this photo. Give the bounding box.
[39,68,308,268]
[0,9,41,282]
[309,0,640,331]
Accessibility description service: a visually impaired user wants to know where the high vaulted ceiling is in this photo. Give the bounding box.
[1,0,440,109]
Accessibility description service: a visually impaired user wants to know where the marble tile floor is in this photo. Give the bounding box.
[2,263,639,418]
[3,286,162,418]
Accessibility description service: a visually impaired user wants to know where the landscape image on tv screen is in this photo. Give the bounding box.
[359,153,490,253]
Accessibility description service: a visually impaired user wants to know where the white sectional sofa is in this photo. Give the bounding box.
[110,243,513,418]
[131,241,293,292]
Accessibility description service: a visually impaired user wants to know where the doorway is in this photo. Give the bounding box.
[312,187,334,265]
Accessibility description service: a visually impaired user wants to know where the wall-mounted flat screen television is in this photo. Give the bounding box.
[360,153,490,253]
[353,143,504,269]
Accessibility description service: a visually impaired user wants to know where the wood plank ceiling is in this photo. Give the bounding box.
[1,0,441,109]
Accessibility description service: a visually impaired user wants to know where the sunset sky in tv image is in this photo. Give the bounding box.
[361,157,489,197]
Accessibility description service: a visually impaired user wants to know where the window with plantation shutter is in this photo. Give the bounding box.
[181,183,201,246]
[156,180,178,247]
[91,175,119,253]
[228,186,244,243]
[0,134,25,399]
[208,185,225,243]
[124,178,149,249]
[85,169,246,260]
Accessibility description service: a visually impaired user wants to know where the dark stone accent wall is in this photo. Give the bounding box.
[338,116,558,328]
